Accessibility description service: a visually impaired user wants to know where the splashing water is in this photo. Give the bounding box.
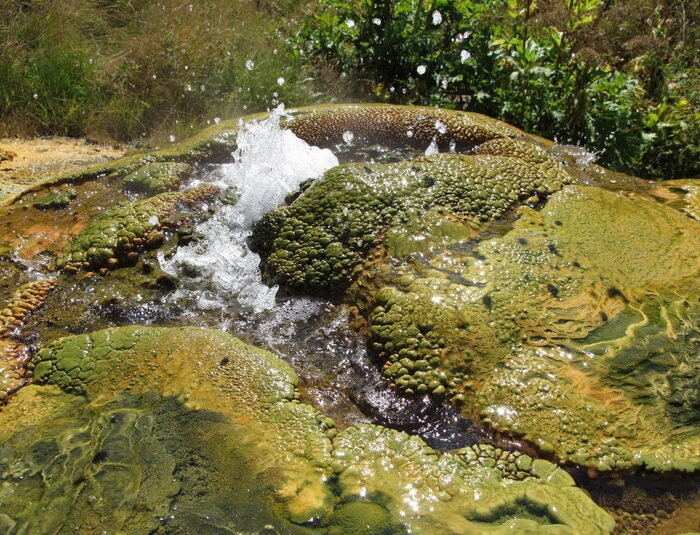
[159,106,338,312]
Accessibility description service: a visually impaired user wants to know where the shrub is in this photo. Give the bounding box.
[295,0,699,178]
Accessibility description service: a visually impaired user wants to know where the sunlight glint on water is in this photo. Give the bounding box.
[159,106,338,312]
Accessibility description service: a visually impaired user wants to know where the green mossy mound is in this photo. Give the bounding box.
[32,188,77,210]
[56,185,219,272]
[121,162,192,194]
[359,185,700,472]
[0,280,57,403]
[253,139,569,291]
[0,326,614,534]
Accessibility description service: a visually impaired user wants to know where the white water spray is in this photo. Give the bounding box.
[159,106,338,312]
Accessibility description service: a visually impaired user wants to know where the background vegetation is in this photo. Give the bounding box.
[0,0,698,178]
[0,0,350,143]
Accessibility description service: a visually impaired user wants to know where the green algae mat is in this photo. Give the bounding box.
[0,104,698,534]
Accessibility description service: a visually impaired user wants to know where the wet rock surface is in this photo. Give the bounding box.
[2,325,614,534]
[0,104,697,534]
[354,185,700,472]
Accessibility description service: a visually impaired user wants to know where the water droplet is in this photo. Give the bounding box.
[245,59,255,71]
[417,65,427,75]
[432,10,442,25]
[345,19,355,28]
[460,49,472,62]
[168,135,176,143]
[372,17,382,25]
[277,77,285,86]
[342,131,354,144]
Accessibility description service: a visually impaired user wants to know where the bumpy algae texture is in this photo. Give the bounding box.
[22,325,335,532]
[0,325,613,534]
[121,162,192,194]
[0,279,56,403]
[32,188,77,210]
[330,424,614,534]
[287,104,527,149]
[253,139,569,290]
[56,185,218,272]
[359,185,700,472]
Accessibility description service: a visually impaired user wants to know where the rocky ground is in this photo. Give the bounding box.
[0,137,125,200]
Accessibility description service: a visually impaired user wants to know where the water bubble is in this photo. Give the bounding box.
[417,65,427,75]
[432,10,443,25]
[372,17,382,25]
[460,49,472,62]
[342,131,354,144]
[277,77,285,86]
[345,19,355,28]
[168,135,176,143]
[245,59,255,71]
[425,140,439,155]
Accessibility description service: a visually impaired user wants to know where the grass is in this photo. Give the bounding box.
[0,0,355,145]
